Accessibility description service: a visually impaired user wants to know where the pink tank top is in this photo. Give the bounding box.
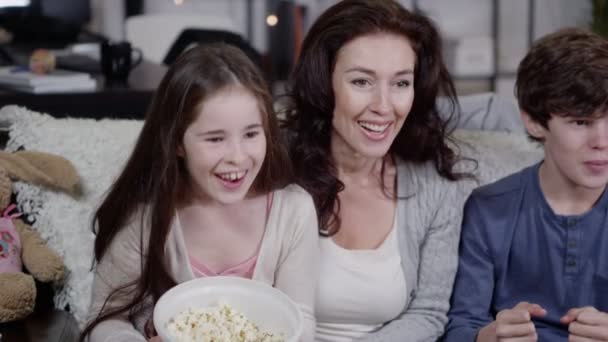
[189,194,273,279]
[190,253,258,279]
[0,205,23,273]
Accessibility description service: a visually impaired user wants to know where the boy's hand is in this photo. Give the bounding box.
[560,306,608,341]
[476,302,547,342]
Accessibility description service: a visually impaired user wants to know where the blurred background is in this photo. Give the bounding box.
[0,0,606,101]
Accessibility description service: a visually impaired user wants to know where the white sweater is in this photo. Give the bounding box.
[86,184,319,342]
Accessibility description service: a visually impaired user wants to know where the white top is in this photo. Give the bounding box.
[315,215,407,342]
[86,184,319,342]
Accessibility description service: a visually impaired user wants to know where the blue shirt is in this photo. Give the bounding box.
[445,163,608,341]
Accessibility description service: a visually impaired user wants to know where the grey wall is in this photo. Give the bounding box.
[90,0,592,98]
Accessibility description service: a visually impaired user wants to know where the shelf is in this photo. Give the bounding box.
[412,0,533,92]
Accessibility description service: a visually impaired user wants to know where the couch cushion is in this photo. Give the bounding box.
[438,92,524,133]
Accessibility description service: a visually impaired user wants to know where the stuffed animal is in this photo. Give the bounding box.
[0,150,80,323]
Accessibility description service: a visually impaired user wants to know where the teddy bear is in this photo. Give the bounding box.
[0,150,80,323]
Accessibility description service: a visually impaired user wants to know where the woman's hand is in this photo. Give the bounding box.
[148,337,162,342]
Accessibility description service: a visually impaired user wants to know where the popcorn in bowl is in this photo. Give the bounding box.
[154,277,303,342]
[167,303,285,342]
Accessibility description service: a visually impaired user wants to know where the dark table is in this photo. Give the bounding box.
[0,61,167,119]
[0,309,80,342]
[0,280,80,342]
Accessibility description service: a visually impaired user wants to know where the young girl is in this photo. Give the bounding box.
[81,44,319,342]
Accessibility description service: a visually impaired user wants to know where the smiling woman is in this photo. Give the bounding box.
[330,33,415,160]
[281,0,474,341]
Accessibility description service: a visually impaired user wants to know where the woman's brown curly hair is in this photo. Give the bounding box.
[282,0,466,236]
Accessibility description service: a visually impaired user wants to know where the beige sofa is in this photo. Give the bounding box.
[0,93,541,338]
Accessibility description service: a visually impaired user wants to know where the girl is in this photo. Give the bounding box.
[81,43,319,342]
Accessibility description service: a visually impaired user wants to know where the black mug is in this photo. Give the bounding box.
[100,41,143,83]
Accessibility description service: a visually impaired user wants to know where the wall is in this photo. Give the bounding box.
[90,0,268,52]
[299,0,591,98]
[89,0,124,42]
[142,0,247,36]
[90,0,592,98]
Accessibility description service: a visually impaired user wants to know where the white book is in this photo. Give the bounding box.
[0,66,93,87]
[7,79,97,94]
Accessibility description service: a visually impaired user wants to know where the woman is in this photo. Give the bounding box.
[283,0,472,340]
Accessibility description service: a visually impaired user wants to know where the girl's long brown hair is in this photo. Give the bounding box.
[80,43,292,339]
[282,0,466,236]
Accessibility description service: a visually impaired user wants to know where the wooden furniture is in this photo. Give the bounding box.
[0,281,79,342]
[0,310,80,342]
[0,60,167,119]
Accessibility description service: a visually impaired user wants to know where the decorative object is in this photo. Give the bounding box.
[0,150,78,322]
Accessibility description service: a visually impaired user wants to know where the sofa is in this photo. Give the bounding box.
[0,92,542,341]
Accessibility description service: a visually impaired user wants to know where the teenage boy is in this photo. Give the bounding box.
[444,27,608,341]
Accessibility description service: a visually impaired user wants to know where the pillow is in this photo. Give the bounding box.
[438,92,525,133]
[0,105,543,327]
[453,129,543,185]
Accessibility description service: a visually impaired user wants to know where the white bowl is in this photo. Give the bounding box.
[153,276,303,342]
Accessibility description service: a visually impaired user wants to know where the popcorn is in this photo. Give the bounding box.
[167,303,285,342]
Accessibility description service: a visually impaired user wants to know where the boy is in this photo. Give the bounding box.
[445,27,608,341]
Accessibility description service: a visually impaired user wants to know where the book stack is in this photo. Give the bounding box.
[0,66,97,94]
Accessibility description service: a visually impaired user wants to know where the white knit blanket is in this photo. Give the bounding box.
[0,105,143,327]
[0,105,543,328]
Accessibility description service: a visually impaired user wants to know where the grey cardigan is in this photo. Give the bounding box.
[355,159,472,342]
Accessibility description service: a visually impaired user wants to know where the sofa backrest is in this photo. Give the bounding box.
[438,92,523,133]
[0,103,541,327]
